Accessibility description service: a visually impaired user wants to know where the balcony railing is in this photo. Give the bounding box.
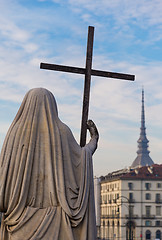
[128,198,135,203]
[125,214,139,219]
[101,214,120,219]
[142,214,155,219]
[155,199,162,203]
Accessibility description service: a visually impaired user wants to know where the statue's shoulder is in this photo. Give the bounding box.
[57,121,81,152]
[58,121,70,133]
[57,121,75,141]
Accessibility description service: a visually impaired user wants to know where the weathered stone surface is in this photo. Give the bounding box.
[0,88,98,240]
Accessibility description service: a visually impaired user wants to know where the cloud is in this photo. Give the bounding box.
[67,0,162,25]
[46,0,162,46]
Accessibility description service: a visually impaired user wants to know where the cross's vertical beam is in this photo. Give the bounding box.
[40,26,135,147]
[80,26,94,147]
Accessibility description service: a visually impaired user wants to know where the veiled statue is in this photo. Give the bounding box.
[0,88,99,240]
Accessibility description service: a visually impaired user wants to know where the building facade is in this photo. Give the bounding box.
[99,165,162,240]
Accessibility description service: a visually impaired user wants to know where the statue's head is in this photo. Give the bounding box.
[21,87,58,117]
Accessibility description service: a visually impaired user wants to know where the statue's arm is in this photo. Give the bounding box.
[86,120,99,154]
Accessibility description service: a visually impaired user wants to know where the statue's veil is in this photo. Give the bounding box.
[0,88,96,240]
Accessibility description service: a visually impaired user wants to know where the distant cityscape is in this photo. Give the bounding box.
[95,90,162,240]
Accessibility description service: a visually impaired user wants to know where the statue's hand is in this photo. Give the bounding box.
[87,120,99,140]
[86,120,99,154]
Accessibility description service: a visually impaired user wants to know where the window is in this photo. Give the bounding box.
[103,206,106,215]
[129,192,134,203]
[145,206,151,216]
[145,193,151,200]
[103,194,107,204]
[129,206,134,216]
[156,193,161,203]
[112,208,115,215]
[156,230,161,239]
[145,221,151,226]
[156,221,161,227]
[128,182,133,190]
[156,206,161,216]
[146,230,151,240]
[145,183,151,190]
[117,207,120,214]
[129,192,133,200]
[157,183,161,188]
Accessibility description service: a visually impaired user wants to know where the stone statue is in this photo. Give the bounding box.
[0,88,99,240]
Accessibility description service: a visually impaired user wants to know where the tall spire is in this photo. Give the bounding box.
[131,89,154,168]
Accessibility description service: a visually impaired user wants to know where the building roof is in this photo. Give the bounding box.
[131,89,154,168]
[100,164,162,182]
[121,164,162,180]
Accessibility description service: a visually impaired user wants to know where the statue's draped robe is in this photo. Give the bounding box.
[0,88,96,240]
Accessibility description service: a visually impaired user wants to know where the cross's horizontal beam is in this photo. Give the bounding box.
[40,63,85,75]
[91,69,135,81]
[40,63,135,81]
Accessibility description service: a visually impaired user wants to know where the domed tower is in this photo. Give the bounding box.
[131,89,154,168]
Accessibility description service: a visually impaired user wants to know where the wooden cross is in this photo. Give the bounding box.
[40,26,135,147]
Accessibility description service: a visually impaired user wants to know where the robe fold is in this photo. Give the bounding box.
[0,88,97,240]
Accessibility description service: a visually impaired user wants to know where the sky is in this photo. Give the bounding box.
[1,0,162,176]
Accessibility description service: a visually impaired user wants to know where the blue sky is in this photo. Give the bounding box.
[1,0,162,176]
